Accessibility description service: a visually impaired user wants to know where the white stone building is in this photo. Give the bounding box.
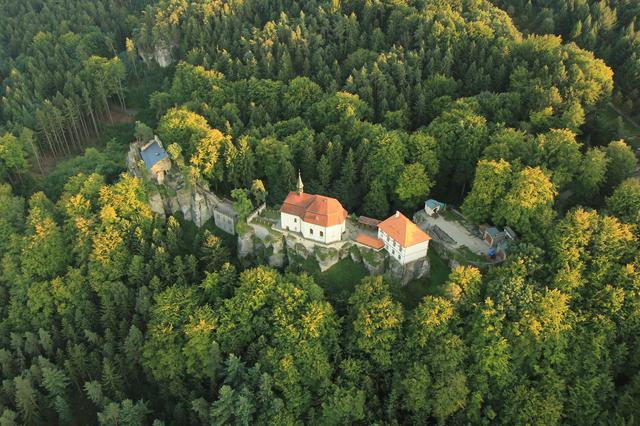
[378,211,431,265]
[280,173,348,244]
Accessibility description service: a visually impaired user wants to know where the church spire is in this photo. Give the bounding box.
[296,170,304,195]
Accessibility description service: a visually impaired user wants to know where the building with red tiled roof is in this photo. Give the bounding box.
[377,211,431,265]
[280,173,348,244]
[355,233,385,250]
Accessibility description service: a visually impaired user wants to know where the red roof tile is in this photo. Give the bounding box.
[280,192,348,227]
[378,211,431,248]
[355,233,385,250]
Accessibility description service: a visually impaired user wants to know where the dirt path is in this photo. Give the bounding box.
[110,105,137,124]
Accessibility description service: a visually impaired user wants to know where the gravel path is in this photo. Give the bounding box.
[415,211,489,255]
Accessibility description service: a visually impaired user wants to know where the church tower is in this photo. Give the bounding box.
[296,171,304,195]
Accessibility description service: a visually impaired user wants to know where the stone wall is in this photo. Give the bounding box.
[246,203,267,223]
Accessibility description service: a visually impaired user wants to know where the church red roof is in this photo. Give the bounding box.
[281,192,348,227]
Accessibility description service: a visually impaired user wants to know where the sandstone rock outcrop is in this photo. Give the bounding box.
[388,257,431,285]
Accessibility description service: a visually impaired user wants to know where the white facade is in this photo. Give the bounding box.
[302,222,345,244]
[377,229,429,265]
[281,212,302,233]
[281,212,345,244]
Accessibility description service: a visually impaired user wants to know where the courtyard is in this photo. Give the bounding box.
[414,209,490,256]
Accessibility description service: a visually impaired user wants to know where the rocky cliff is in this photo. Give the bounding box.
[238,223,430,283]
[129,141,236,230]
[349,245,387,276]
[285,241,351,273]
[388,257,431,285]
[138,42,175,68]
[237,224,284,267]
[239,224,347,272]
[148,185,222,227]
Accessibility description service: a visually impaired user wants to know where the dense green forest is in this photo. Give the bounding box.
[491,0,640,115]
[0,0,639,424]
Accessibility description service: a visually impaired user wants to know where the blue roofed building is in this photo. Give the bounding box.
[424,199,446,217]
[140,136,172,184]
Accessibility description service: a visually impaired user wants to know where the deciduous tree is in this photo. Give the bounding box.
[493,167,556,240]
[348,276,403,369]
[462,160,513,224]
[607,178,640,223]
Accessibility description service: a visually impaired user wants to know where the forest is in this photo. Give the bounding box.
[0,0,639,424]
[491,0,640,115]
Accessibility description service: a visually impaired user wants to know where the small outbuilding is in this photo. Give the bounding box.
[483,226,506,247]
[425,199,446,217]
[213,198,239,235]
[357,215,381,229]
[496,240,509,261]
[483,225,517,259]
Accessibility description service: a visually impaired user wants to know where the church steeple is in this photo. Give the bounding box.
[296,170,304,195]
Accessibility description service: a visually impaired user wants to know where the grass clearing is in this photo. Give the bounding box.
[440,208,459,222]
[454,246,486,264]
[263,208,280,220]
[315,258,367,313]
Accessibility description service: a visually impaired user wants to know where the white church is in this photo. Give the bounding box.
[280,173,348,244]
